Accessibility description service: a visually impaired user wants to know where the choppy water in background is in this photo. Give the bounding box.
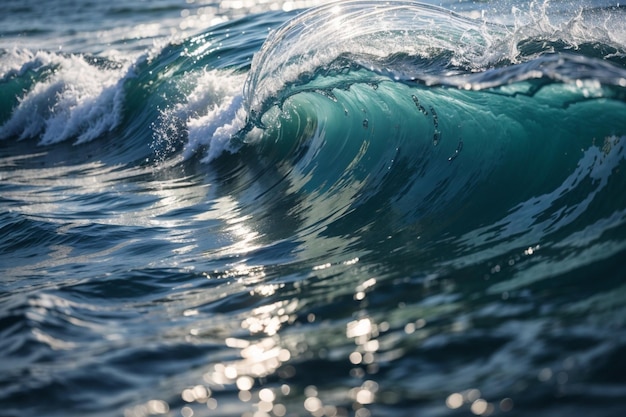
[2,1,626,416]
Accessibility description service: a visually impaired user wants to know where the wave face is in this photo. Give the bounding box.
[2,1,626,417]
[239,0,626,305]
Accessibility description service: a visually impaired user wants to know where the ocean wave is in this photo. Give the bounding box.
[229,0,626,279]
[2,2,625,253]
[2,2,625,158]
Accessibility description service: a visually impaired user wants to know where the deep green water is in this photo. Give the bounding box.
[2,1,626,416]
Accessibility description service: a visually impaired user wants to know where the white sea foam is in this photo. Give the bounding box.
[0,49,127,145]
[153,69,247,162]
[505,0,626,61]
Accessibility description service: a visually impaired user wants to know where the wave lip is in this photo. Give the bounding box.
[243,0,504,125]
[243,0,626,128]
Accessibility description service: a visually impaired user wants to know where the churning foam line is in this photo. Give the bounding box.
[152,69,248,163]
[0,49,128,145]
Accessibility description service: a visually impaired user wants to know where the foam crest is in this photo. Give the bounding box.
[0,50,127,145]
[153,69,247,162]
[505,0,626,62]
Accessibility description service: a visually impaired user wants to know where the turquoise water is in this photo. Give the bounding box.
[2,1,626,416]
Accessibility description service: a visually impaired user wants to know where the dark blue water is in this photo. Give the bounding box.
[2,1,626,416]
